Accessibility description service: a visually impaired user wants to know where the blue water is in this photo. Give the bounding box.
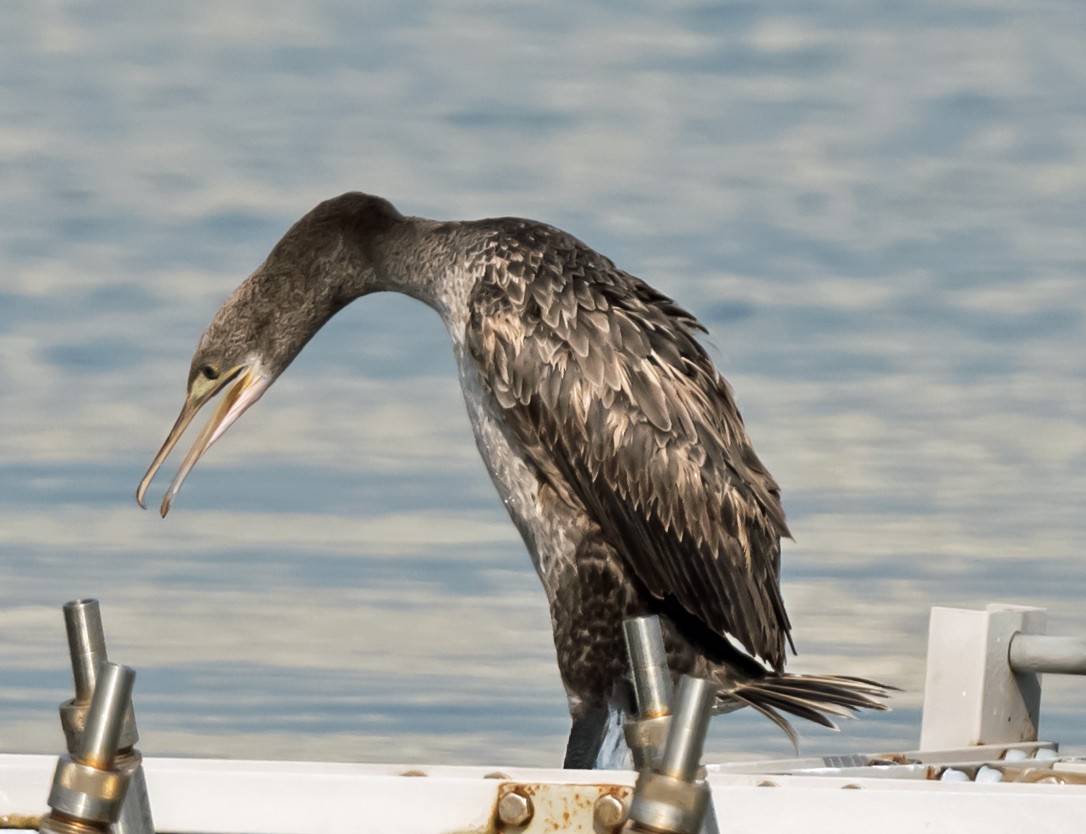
[1,2,1083,766]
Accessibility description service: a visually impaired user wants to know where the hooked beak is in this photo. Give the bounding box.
[136,364,272,517]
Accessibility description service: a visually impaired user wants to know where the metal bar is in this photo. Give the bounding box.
[59,600,156,834]
[659,676,715,782]
[624,616,672,718]
[63,599,107,703]
[622,616,674,772]
[1009,634,1086,675]
[80,663,136,770]
[41,663,138,832]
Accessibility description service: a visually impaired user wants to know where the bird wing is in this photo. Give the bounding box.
[465,221,794,671]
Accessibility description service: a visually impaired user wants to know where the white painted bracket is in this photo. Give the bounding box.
[919,603,1046,750]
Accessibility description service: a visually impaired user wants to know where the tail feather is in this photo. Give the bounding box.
[719,672,894,748]
[728,688,802,748]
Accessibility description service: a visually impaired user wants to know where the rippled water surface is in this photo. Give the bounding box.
[1,2,1084,765]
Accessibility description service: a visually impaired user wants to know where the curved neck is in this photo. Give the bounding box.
[364,217,476,330]
[208,206,483,380]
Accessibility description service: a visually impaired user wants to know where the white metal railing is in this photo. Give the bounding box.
[1009,633,1086,676]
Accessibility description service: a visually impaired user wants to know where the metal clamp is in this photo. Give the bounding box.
[41,662,136,833]
[49,599,155,834]
[622,616,717,834]
[625,676,715,834]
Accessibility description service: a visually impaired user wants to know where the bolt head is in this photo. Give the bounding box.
[593,793,629,829]
[497,789,533,826]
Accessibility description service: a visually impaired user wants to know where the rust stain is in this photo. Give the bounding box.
[0,815,44,830]
[868,752,917,766]
[487,782,632,834]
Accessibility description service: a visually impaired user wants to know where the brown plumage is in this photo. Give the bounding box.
[138,192,890,768]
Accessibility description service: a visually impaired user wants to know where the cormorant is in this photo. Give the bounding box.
[138,193,888,768]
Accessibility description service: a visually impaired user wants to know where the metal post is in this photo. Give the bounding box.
[625,616,673,718]
[40,662,136,834]
[625,676,715,834]
[59,599,156,834]
[80,664,136,769]
[658,677,715,783]
[64,599,107,703]
[623,616,674,771]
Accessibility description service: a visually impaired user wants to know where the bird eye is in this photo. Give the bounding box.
[199,365,220,381]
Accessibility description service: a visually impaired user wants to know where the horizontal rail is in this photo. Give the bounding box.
[5,753,1086,834]
[1009,634,1086,676]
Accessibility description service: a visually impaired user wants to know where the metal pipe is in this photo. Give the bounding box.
[64,599,107,702]
[57,599,156,834]
[42,663,137,833]
[623,616,675,772]
[1009,633,1086,675]
[624,616,673,718]
[80,662,136,769]
[658,676,716,782]
[625,676,715,834]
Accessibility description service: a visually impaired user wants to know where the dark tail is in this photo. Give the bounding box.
[721,673,893,748]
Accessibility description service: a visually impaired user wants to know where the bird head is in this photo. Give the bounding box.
[137,192,404,517]
[135,308,275,517]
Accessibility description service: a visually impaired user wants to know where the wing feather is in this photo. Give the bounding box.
[466,220,794,670]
